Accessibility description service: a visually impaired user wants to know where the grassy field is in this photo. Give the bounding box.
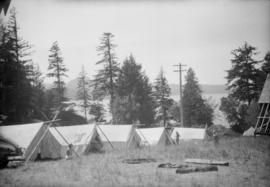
[0,136,269,187]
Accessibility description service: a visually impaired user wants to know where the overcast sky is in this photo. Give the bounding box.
[5,0,270,85]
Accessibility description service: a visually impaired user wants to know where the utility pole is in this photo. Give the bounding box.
[173,63,186,127]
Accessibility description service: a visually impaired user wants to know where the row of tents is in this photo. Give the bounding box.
[0,123,206,161]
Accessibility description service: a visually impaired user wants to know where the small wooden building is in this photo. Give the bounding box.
[255,74,270,135]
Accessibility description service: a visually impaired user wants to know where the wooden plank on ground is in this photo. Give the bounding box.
[184,159,229,166]
[176,165,218,174]
[8,156,25,161]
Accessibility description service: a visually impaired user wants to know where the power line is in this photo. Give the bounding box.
[173,63,186,127]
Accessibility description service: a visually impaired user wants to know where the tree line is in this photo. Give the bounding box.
[75,33,214,127]
[6,8,270,129]
[0,9,213,127]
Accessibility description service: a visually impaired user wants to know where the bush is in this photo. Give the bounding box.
[219,96,248,131]
[57,110,87,126]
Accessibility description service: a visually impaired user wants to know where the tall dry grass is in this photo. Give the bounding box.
[0,136,269,187]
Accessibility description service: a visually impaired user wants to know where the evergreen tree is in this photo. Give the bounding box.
[113,94,139,124]
[0,22,13,122]
[89,102,105,122]
[226,42,261,105]
[114,55,141,124]
[43,88,57,119]
[168,101,180,122]
[153,68,173,126]
[220,43,266,131]
[138,75,155,125]
[91,81,106,101]
[76,66,91,121]
[249,52,270,104]
[30,63,46,119]
[183,68,213,127]
[93,33,120,123]
[220,96,248,131]
[47,41,68,107]
[114,55,155,126]
[0,8,34,123]
[262,52,270,74]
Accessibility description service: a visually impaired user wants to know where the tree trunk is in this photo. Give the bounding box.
[163,108,166,127]
[83,78,87,121]
[107,38,114,124]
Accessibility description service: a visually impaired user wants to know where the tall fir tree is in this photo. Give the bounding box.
[113,94,139,124]
[220,46,270,132]
[183,68,213,127]
[0,8,34,123]
[114,55,141,124]
[114,55,155,126]
[93,33,119,123]
[153,68,173,126]
[76,66,91,121]
[43,88,57,119]
[221,45,268,131]
[30,63,46,120]
[226,42,261,105]
[138,75,155,125]
[47,41,68,107]
[168,101,180,122]
[0,21,13,122]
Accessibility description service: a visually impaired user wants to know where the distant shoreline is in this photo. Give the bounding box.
[46,79,228,100]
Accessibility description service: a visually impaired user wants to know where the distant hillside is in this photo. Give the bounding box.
[45,78,92,100]
[170,84,227,96]
[65,78,79,99]
[65,78,95,99]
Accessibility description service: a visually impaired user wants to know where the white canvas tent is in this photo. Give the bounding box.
[97,125,141,149]
[243,127,255,136]
[171,127,205,141]
[135,127,173,146]
[40,124,102,159]
[0,122,47,161]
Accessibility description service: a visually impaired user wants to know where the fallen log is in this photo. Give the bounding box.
[184,159,229,166]
[176,165,218,174]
